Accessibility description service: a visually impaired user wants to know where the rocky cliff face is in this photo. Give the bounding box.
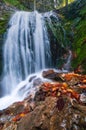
[18,0,54,12]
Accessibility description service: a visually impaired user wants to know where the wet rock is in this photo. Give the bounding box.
[29,76,36,82]
[80,93,86,104]
[33,78,43,86]
[42,69,64,82]
[42,69,55,77]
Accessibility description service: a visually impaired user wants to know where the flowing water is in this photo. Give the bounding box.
[0,11,51,110]
[63,50,72,71]
[1,11,51,95]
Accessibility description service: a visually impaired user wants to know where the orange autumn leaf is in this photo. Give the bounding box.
[82,80,86,83]
[67,89,73,93]
[42,81,80,101]
[12,113,26,122]
[43,82,51,88]
[12,115,21,122]
[62,89,67,94]
[63,73,80,81]
[64,75,72,81]
[52,87,58,92]
[71,92,80,99]
[80,86,86,89]
[43,87,50,91]
[43,82,62,90]
[62,83,68,88]
[20,113,25,117]
[51,92,57,97]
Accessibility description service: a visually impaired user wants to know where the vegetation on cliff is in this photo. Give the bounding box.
[3,0,27,10]
[61,0,86,73]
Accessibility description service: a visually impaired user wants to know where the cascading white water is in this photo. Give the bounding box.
[63,50,72,71]
[0,11,52,110]
[1,11,51,96]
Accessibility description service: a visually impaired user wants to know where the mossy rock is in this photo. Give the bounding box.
[0,10,13,75]
[3,0,28,10]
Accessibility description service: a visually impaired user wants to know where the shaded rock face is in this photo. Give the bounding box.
[18,0,34,11]
[0,35,3,76]
[19,0,54,12]
[0,1,15,76]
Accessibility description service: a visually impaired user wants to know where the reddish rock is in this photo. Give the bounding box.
[42,70,64,81]
[42,69,55,77]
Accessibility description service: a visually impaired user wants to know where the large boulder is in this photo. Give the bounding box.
[1,96,86,130]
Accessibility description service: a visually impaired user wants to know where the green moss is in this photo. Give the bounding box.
[0,12,10,35]
[3,0,27,10]
[61,2,86,73]
[71,6,86,73]
[79,5,86,16]
[46,18,68,48]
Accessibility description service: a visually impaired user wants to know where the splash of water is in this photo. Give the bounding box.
[63,50,72,71]
[0,71,46,110]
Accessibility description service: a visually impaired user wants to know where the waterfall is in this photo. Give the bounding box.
[0,11,72,110]
[63,50,72,71]
[1,11,51,96]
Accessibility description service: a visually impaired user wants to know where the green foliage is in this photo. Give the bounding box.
[80,6,86,16]
[46,17,68,48]
[61,0,86,73]
[71,5,86,73]
[0,13,10,35]
[3,0,27,10]
[72,20,86,68]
